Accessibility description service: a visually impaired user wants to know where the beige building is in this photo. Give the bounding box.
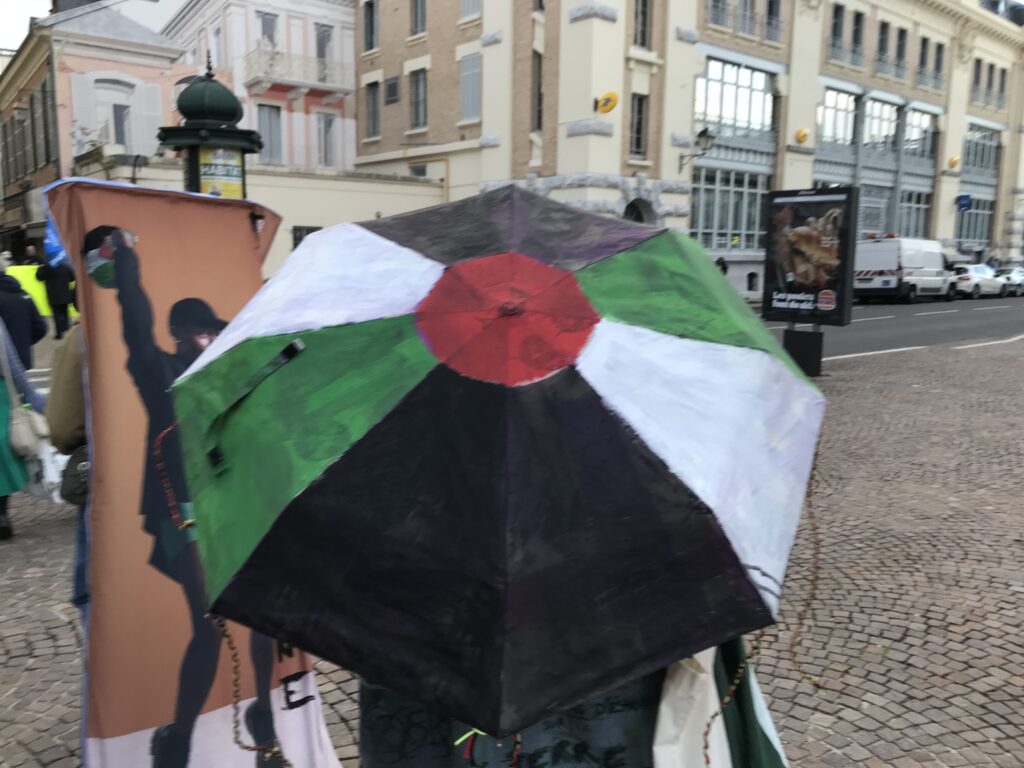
[354,0,1024,296]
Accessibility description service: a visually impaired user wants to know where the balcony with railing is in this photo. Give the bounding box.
[875,54,894,77]
[914,68,944,90]
[970,86,1007,109]
[243,49,355,95]
[828,41,864,68]
[705,0,784,42]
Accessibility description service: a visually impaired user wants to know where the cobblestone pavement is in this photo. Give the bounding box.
[2,342,1024,767]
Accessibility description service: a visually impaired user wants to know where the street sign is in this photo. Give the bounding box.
[761,186,858,328]
[956,194,972,212]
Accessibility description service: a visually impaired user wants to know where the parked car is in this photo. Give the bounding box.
[996,267,1024,297]
[953,265,1006,298]
[854,238,955,303]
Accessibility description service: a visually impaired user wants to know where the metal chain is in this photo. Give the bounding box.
[701,630,766,767]
[213,616,293,768]
[787,456,824,689]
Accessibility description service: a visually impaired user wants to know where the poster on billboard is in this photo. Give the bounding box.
[199,147,244,199]
[761,187,858,327]
[46,179,341,768]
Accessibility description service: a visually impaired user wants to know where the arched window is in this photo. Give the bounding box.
[747,271,759,292]
[623,198,656,224]
[94,78,135,148]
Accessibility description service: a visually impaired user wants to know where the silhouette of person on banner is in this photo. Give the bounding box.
[86,226,282,768]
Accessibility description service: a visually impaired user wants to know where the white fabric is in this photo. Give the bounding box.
[184,223,445,378]
[576,320,825,616]
[653,650,731,768]
[653,652,789,768]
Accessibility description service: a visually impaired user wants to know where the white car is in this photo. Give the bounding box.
[996,267,1024,297]
[953,265,1007,298]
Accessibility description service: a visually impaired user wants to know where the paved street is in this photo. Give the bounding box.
[767,294,1024,358]
[3,340,1024,767]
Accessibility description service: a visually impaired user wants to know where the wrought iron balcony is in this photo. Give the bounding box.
[875,54,894,76]
[735,8,757,35]
[828,42,864,67]
[243,49,354,95]
[764,15,783,41]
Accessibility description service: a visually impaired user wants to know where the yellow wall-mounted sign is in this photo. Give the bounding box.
[594,92,619,113]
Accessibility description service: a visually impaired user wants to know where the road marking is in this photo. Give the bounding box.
[824,346,926,361]
[972,305,1011,311]
[953,334,1024,350]
[765,323,814,330]
[914,309,959,316]
[852,315,895,322]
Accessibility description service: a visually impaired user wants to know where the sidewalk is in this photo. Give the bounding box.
[2,342,1023,767]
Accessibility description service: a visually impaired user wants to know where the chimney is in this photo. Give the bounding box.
[51,0,101,12]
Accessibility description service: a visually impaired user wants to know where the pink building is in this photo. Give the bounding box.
[163,0,357,172]
[0,1,187,253]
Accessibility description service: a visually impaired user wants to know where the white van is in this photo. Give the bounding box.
[854,238,955,303]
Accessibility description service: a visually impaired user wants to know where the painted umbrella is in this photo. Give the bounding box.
[173,186,825,737]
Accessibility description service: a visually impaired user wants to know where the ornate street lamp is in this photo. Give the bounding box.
[158,60,262,199]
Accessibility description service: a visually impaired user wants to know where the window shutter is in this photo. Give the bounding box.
[70,74,96,150]
[133,83,163,156]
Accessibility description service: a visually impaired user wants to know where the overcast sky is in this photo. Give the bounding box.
[0,0,186,51]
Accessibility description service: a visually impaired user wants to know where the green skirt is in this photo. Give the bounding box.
[0,394,28,496]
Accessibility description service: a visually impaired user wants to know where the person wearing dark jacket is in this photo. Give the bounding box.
[0,256,47,369]
[37,260,75,339]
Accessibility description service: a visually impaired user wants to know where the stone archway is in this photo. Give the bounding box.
[622,198,658,224]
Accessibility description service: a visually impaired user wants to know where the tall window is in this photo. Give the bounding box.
[257,12,278,47]
[366,82,381,137]
[830,5,844,49]
[899,191,931,238]
[986,62,995,97]
[895,28,907,75]
[94,79,134,149]
[316,24,334,83]
[998,68,1007,106]
[904,110,936,158]
[293,226,322,248]
[30,92,45,170]
[963,124,999,172]
[211,27,224,68]
[973,58,982,89]
[694,58,774,139]
[258,104,282,163]
[765,0,781,40]
[531,51,543,132]
[410,69,428,129]
[629,94,648,158]
[459,54,482,121]
[460,0,481,19]
[817,88,857,144]
[851,11,864,63]
[862,99,898,151]
[955,199,993,247]
[918,37,929,73]
[634,0,651,48]
[877,22,889,62]
[690,169,769,250]
[411,0,426,34]
[934,43,945,84]
[317,113,337,167]
[364,0,378,51]
[1,122,10,183]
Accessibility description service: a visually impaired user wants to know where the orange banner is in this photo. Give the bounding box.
[47,180,340,768]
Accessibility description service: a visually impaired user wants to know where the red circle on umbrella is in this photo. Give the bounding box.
[416,252,601,386]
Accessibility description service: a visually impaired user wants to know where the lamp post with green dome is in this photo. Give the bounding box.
[158,58,262,199]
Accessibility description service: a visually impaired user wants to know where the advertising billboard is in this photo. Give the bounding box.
[761,187,858,327]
